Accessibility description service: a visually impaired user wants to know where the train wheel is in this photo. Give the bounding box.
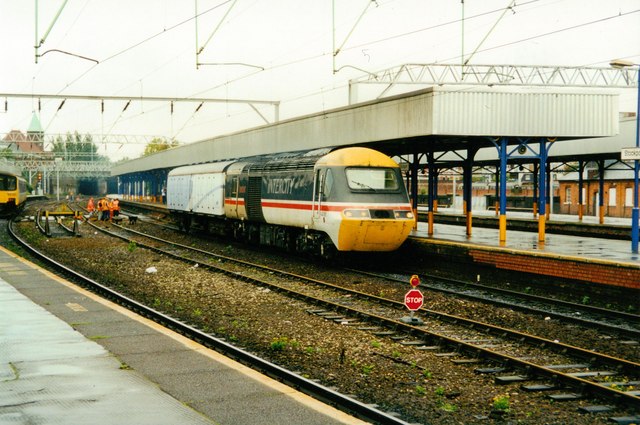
[182,216,191,233]
[319,238,336,260]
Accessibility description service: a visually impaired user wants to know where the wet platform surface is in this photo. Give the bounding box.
[0,246,369,425]
[413,209,640,265]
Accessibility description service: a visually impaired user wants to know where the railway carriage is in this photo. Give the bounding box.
[0,169,28,215]
[167,147,414,256]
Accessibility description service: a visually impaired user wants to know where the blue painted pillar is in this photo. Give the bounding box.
[499,138,508,242]
[538,138,548,243]
[532,162,539,218]
[546,162,552,221]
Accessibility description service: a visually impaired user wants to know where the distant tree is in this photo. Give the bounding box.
[143,138,179,156]
[0,146,14,159]
[51,132,106,162]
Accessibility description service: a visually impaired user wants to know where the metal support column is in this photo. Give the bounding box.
[578,160,585,221]
[538,139,548,243]
[532,162,539,218]
[410,154,420,230]
[598,160,605,224]
[432,166,439,213]
[494,166,499,216]
[498,138,508,243]
[427,152,435,235]
[546,161,552,221]
[463,148,477,237]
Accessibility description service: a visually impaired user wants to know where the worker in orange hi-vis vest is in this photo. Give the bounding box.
[108,199,115,220]
[87,197,95,213]
[112,198,120,217]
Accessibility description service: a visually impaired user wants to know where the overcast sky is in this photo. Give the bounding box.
[1,0,639,160]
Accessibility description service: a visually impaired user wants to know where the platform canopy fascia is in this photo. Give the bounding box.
[111,87,619,176]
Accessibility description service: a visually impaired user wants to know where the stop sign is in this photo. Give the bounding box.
[404,289,424,311]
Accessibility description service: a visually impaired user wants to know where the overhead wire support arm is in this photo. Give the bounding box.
[34,0,69,63]
[332,0,377,74]
[195,0,238,68]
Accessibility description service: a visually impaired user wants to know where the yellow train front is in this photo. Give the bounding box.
[0,171,28,216]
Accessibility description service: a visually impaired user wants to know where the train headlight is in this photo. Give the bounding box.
[343,209,370,218]
[394,210,414,219]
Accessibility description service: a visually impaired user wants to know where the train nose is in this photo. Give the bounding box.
[337,218,413,251]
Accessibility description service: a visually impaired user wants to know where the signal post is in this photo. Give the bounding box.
[400,274,424,325]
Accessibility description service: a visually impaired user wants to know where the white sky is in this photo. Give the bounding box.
[1,0,639,161]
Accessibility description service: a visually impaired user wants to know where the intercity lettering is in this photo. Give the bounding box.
[267,178,295,194]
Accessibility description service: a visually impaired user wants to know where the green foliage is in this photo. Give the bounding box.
[127,241,137,252]
[51,131,106,162]
[415,385,426,396]
[439,402,457,412]
[422,369,432,379]
[581,295,590,305]
[143,137,179,156]
[361,364,374,375]
[270,337,289,351]
[370,340,382,348]
[492,394,510,411]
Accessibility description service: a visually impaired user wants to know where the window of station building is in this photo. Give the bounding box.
[625,187,633,207]
[608,188,617,207]
[564,187,572,204]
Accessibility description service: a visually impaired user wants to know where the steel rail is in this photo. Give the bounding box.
[350,269,640,338]
[8,220,413,425]
[89,220,640,409]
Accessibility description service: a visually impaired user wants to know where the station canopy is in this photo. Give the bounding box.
[111,87,618,176]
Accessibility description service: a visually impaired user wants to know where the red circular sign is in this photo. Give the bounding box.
[409,274,420,287]
[404,289,424,311]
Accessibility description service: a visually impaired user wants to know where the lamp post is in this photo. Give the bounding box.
[610,59,640,253]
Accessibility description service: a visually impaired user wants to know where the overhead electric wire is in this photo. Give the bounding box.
[56,0,234,96]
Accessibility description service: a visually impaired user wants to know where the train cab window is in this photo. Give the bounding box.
[323,169,334,199]
[0,176,16,191]
[346,168,399,191]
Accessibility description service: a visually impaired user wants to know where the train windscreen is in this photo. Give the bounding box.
[345,168,399,191]
[0,175,17,191]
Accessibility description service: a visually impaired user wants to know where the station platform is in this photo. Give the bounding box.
[410,209,639,291]
[414,208,639,264]
[0,245,369,425]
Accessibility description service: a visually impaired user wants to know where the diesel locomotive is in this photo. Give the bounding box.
[167,147,415,257]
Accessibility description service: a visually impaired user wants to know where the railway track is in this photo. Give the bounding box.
[7,218,411,425]
[80,218,640,415]
[348,269,640,341]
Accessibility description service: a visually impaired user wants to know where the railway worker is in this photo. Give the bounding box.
[86,197,95,215]
[108,198,115,220]
[112,198,120,217]
[96,198,104,220]
[99,198,109,221]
